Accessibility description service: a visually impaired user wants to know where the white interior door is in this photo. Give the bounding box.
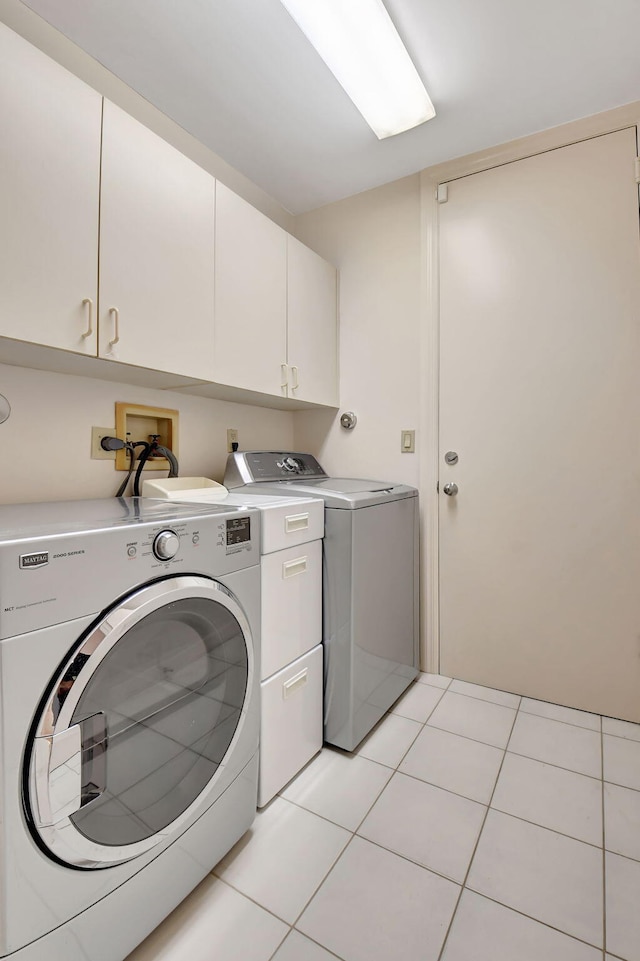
[438,127,640,722]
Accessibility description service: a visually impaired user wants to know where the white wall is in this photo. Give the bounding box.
[0,363,294,504]
[292,175,422,487]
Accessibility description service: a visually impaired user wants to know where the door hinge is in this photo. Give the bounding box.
[635,157,640,184]
[436,481,439,493]
[436,183,449,204]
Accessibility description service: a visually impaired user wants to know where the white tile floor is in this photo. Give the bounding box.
[127,675,640,961]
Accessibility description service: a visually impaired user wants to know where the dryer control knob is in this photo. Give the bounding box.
[153,530,180,560]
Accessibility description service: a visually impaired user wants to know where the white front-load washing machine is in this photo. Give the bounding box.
[0,497,261,961]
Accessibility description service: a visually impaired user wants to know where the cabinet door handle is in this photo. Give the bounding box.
[291,365,299,391]
[285,512,309,533]
[283,668,308,699]
[81,298,94,339]
[108,307,120,347]
[281,363,289,391]
[283,556,308,579]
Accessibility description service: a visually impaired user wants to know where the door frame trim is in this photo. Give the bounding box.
[418,98,640,674]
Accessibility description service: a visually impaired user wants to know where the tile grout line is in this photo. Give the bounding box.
[265,924,347,961]
[471,801,603,852]
[434,685,522,961]
[250,685,618,961]
[210,874,298,935]
[350,826,609,952]
[218,840,351,961]
[459,888,608,954]
[518,705,601,733]
[399,696,610,769]
[457,698,609,955]
[279,800,610,954]
[289,832,359,934]
[506,747,602,782]
[350,686,449,837]
[393,705,514,749]
[403,712,617,790]
[331,824,610,955]
[429,675,640,740]
[280,690,457,953]
[431,685,521,711]
[412,718,513,751]
[397,760,502,807]
[417,677,452,691]
[260,681,631,960]
[365,710,429,769]
[601,846,640,867]
[601,729,640,744]
[285,716,624,855]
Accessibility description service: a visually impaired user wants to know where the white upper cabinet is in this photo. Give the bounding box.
[213,184,338,405]
[99,101,215,380]
[214,182,288,396]
[0,23,101,355]
[287,236,338,406]
[0,24,338,405]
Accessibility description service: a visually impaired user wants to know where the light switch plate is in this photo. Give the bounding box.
[401,429,415,453]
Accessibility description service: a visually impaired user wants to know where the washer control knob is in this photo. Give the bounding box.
[153,530,180,560]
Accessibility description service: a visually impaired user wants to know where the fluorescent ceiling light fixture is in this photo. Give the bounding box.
[279,0,435,139]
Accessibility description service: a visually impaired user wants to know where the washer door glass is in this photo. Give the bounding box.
[26,576,252,868]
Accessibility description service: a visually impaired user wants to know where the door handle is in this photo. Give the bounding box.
[443,482,458,497]
[81,298,94,339]
[109,307,120,347]
[32,712,107,827]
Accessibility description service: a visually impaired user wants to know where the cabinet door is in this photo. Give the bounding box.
[99,101,215,380]
[214,183,287,396]
[0,24,100,354]
[287,236,338,406]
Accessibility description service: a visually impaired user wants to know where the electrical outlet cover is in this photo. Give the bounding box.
[91,427,117,460]
[227,428,239,453]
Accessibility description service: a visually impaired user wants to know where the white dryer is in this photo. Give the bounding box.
[0,497,261,961]
[143,478,324,806]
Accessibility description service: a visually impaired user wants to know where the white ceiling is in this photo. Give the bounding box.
[20,0,640,214]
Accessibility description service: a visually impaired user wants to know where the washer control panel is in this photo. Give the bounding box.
[0,500,261,640]
[153,529,180,560]
[229,451,327,483]
[226,516,251,548]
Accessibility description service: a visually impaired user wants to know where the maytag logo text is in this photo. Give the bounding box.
[19,552,49,570]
